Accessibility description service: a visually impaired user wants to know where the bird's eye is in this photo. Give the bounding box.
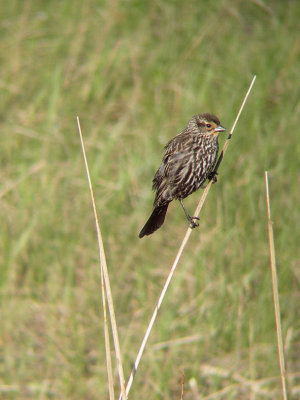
[206,123,212,128]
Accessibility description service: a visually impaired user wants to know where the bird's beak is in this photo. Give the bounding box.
[214,125,226,133]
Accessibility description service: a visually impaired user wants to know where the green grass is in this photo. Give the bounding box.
[0,0,299,399]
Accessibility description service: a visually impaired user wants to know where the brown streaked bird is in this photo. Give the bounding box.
[139,113,226,238]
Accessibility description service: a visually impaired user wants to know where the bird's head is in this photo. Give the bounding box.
[191,113,226,136]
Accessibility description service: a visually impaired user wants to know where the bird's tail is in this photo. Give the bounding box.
[139,203,169,238]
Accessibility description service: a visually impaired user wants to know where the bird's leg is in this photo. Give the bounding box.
[179,199,199,228]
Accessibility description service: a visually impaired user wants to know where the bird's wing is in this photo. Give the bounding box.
[162,134,194,178]
[163,133,192,159]
[153,137,191,195]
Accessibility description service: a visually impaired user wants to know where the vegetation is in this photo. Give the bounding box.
[0,0,299,398]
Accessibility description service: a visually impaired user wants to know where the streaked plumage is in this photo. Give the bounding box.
[139,113,226,238]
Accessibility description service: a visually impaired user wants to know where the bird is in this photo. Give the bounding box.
[139,113,226,238]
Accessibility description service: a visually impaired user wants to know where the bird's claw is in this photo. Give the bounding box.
[189,217,199,229]
[208,171,218,184]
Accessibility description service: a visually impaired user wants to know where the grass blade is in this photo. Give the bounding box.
[264,171,288,400]
[76,117,126,400]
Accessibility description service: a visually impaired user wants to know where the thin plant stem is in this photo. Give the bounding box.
[77,117,126,400]
[180,371,185,400]
[121,75,256,399]
[264,171,288,400]
[100,266,115,400]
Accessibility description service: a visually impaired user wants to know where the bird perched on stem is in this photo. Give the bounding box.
[139,113,226,238]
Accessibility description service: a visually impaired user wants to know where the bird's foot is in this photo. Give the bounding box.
[200,172,218,189]
[208,171,218,184]
[188,216,199,229]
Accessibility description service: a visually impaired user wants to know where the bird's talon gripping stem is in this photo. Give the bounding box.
[208,171,218,184]
[189,218,199,229]
[179,199,200,228]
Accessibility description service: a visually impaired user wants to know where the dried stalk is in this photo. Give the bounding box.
[121,75,256,399]
[264,171,288,400]
[77,117,126,400]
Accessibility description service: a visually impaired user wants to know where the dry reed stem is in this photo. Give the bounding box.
[264,171,288,400]
[180,371,185,400]
[76,117,126,400]
[121,75,256,399]
[100,265,115,400]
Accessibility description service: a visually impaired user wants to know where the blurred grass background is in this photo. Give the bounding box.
[0,0,299,399]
